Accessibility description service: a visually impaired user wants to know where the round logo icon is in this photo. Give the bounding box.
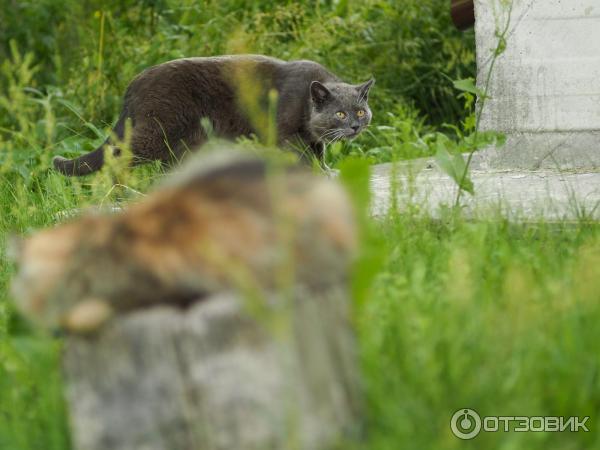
[450,408,482,440]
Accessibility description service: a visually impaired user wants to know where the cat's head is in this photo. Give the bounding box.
[307,78,374,144]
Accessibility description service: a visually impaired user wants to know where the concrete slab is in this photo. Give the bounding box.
[369,162,600,220]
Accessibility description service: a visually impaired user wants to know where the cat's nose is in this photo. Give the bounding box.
[351,125,359,132]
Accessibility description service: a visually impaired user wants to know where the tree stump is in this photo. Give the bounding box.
[10,153,360,449]
[63,283,360,450]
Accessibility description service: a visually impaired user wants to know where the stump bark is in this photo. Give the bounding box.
[63,284,360,450]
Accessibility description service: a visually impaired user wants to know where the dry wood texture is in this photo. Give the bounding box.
[64,285,360,450]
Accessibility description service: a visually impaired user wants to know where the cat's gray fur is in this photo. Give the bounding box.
[53,55,374,176]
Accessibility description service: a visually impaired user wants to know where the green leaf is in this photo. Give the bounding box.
[435,144,475,195]
[453,154,474,194]
[494,132,507,147]
[452,78,487,100]
[494,33,507,56]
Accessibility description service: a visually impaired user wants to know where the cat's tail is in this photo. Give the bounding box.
[54,109,131,176]
[53,144,106,176]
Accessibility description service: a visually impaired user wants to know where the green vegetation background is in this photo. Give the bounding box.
[1,1,599,449]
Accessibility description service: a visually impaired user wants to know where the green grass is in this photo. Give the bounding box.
[357,215,600,449]
[1,1,600,449]
[0,336,70,450]
[3,188,600,449]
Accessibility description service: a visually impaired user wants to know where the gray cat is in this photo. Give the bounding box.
[53,55,374,176]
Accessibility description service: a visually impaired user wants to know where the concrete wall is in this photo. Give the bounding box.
[473,0,600,170]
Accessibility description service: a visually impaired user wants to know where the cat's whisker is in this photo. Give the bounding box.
[321,129,345,146]
[323,134,339,147]
[324,129,344,145]
[322,132,344,148]
[333,130,346,140]
[318,128,343,141]
[324,135,341,144]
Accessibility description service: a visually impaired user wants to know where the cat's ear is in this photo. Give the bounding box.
[357,78,375,101]
[310,81,332,104]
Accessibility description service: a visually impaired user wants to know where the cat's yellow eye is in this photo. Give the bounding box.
[357,109,365,118]
[335,111,347,119]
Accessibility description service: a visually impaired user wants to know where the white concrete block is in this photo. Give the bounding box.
[474,0,600,169]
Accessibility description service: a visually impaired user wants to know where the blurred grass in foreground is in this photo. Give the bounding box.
[3,156,600,449]
[357,215,600,449]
